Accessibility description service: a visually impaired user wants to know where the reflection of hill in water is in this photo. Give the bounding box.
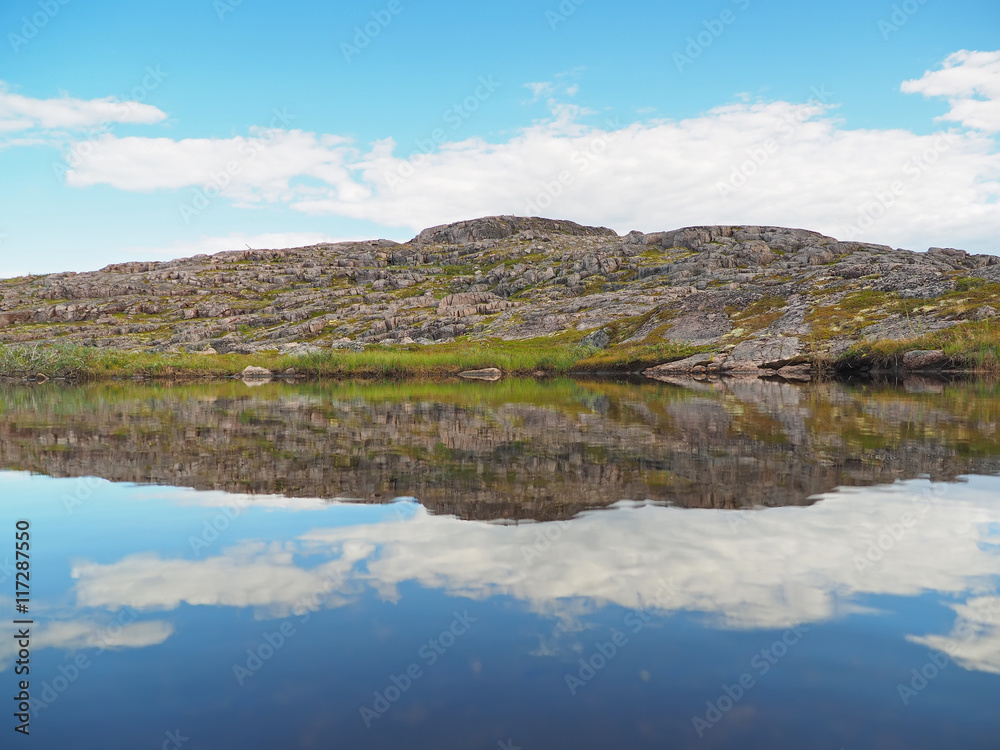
[1,378,999,521]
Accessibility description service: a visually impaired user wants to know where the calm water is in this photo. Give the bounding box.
[1,378,999,749]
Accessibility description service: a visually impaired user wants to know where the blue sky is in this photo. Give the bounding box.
[1,0,998,277]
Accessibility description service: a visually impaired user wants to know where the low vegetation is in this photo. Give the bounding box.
[842,319,1000,372]
[0,338,613,381]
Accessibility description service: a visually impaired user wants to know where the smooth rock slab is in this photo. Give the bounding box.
[458,367,502,381]
[722,337,802,371]
[643,353,718,377]
[774,364,812,382]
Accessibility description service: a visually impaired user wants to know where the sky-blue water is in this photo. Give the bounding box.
[2,471,999,749]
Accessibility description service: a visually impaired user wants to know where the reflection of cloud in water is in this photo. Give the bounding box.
[0,617,173,670]
[909,596,1000,675]
[137,487,364,511]
[71,478,1000,669]
[73,540,371,617]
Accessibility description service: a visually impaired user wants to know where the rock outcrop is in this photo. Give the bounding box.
[1,216,997,376]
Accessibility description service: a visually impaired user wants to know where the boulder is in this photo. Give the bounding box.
[241,365,273,380]
[722,337,802,371]
[644,353,717,377]
[901,350,948,370]
[580,328,611,349]
[458,367,502,381]
[774,364,812,382]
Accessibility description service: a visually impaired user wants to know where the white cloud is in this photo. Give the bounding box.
[0,84,167,136]
[902,50,1000,133]
[119,231,372,261]
[524,82,554,102]
[62,52,1000,253]
[64,129,357,207]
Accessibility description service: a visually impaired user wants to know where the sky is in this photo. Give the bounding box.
[0,0,998,277]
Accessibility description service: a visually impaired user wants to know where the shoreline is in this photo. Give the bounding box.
[0,338,995,384]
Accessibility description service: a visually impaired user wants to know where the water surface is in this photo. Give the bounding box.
[1,378,998,748]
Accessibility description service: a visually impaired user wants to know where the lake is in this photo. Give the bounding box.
[1,377,999,749]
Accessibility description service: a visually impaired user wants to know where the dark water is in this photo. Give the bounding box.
[1,378,999,749]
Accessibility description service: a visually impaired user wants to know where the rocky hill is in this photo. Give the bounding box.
[2,216,998,374]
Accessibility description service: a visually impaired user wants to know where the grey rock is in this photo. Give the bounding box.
[580,328,611,349]
[644,353,718,377]
[902,350,948,370]
[458,367,502,381]
[241,365,273,380]
[722,337,802,371]
[774,364,812,381]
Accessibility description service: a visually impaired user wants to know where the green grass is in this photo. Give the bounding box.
[841,319,1000,371]
[0,338,592,381]
[573,341,708,372]
[7,314,1000,382]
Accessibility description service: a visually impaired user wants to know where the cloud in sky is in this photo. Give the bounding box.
[0,85,167,136]
[119,231,366,260]
[51,50,1000,252]
[902,50,1000,133]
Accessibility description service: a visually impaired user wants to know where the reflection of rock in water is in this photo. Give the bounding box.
[1,378,999,521]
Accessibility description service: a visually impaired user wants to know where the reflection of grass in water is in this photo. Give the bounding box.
[0,375,703,422]
[2,377,1000,462]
